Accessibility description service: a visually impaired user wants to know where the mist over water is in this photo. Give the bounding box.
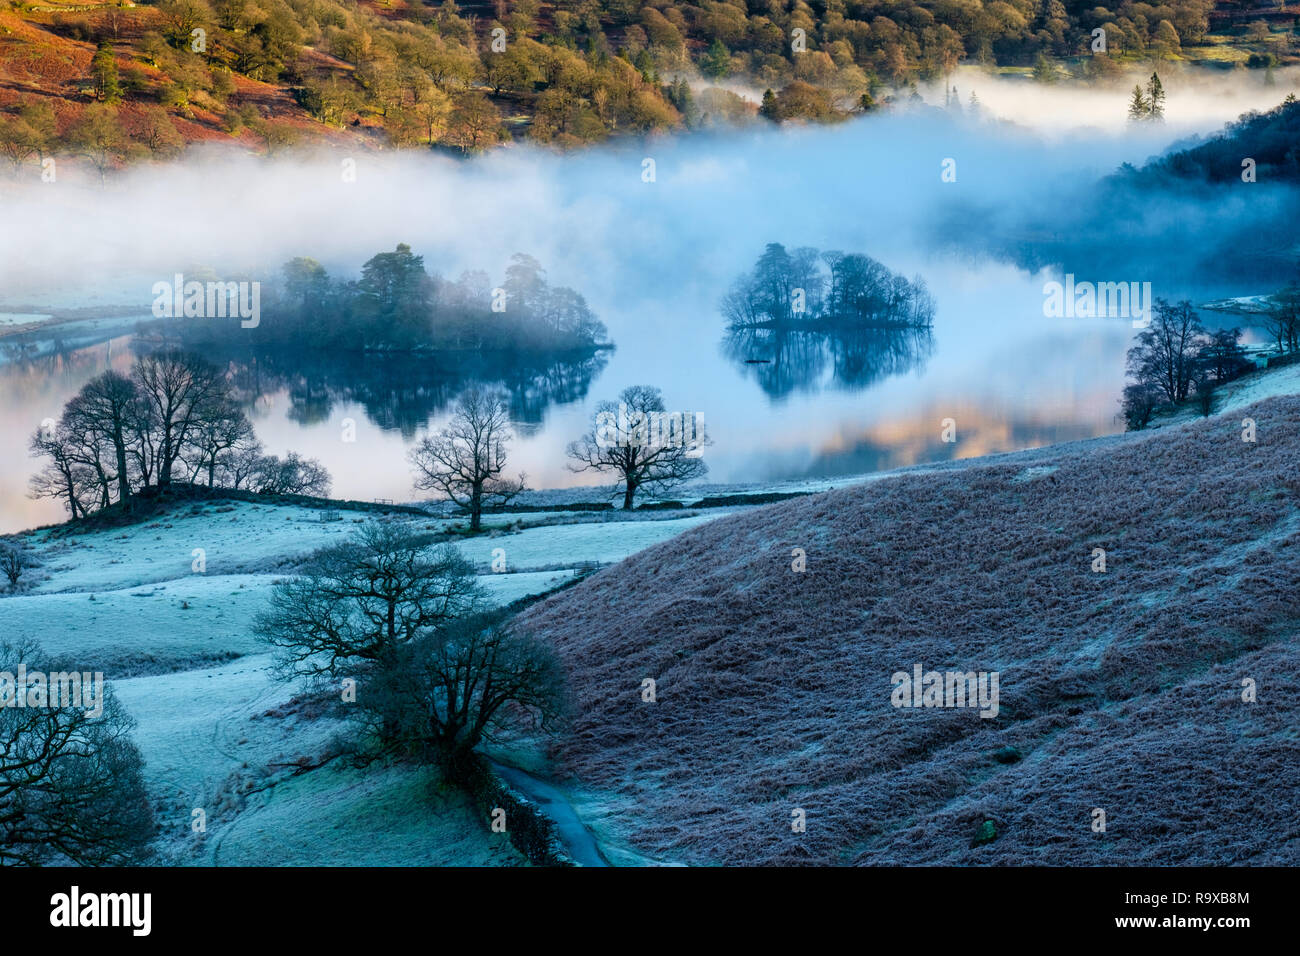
[4,66,1296,297]
[2,71,1296,532]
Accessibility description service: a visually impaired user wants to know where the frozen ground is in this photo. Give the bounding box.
[431,474,877,513]
[518,392,1300,865]
[0,493,745,866]
[7,358,1299,866]
[1148,358,1300,430]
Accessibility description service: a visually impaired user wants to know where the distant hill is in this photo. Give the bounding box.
[0,0,1284,175]
[518,394,1300,865]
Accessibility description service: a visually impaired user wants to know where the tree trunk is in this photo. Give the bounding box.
[159,433,173,487]
[622,482,637,510]
[114,432,131,503]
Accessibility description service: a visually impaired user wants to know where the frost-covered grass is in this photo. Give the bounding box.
[112,655,522,866]
[20,499,736,594]
[204,762,522,867]
[0,574,269,675]
[0,488,748,865]
[25,502,374,593]
[112,654,300,799]
[518,394,1300,866]
[1149,358,1300,429]
[453,512,735,571]
[0,311,51,327]
[1210,361,1300,415]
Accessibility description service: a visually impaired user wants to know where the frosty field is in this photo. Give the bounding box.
[6,364,1300,867]
[0,497,741,866]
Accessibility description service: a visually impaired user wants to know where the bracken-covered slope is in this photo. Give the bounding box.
[518,395,1300,865]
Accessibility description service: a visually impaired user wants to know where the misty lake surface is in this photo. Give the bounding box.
[2,94,1288,534]
[0,259,1262,535]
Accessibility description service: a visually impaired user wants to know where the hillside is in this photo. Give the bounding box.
[1,0,1291,176]
[517,394,1300,865]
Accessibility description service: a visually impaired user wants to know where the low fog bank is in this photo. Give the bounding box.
[924,64,1300,138]
[3,77,1296,314]
[5,77,1294,532]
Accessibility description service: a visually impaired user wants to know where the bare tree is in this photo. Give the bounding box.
[256,523,483,681]
[28,425,92,520]
[61,392,122,511]
[1264,283,1300,355]
[0,539,39,589]
[1127,299,1205,405]
[408,386,524,531]
[28,351,331,518]
[68,371,139,504]
[68,103,127,185]
[132,352,228,488]
[1197,327,1252,384]
[183,396,254,487]
[217,437,266,490]
[1119,382,1161,431]
[567,385,710,510]
[250,452,332,496]
[0,638,154,865]
[0,110,47,177]
[358,610,566,773]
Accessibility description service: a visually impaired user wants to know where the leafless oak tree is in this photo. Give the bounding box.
[0,540,38,589]
[0,639,154,865]
[408,386,524,531]
[132,351,228,488]
[256,523,484,681]
[358,610,565,772]
[567,385,710,510]
[1127,300,1205,404]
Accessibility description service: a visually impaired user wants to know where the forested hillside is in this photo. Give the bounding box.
[0,0,1291,172]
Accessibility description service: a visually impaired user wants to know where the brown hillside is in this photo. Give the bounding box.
[518,396,1300,865]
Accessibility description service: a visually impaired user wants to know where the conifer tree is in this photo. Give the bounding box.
[1127,84,1149,121]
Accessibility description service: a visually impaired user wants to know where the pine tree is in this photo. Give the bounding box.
[633,48,655,83]
[668,77,697,127]
[702,39,730,79]
[760,88,779,121]
[1145,72,1165,121]
[1127,84,1149,121]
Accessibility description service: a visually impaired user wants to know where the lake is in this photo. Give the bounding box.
[0,105,1287,533]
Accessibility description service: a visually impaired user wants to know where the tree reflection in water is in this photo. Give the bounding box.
[723,324,933,400]
[721,243,936,399]
[196,345,611,437]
